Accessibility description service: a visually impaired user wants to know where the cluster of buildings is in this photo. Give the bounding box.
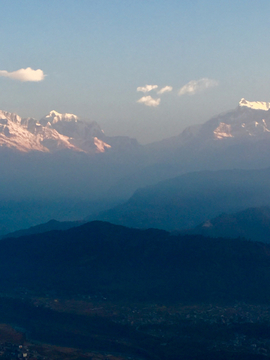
[0,343,42,360]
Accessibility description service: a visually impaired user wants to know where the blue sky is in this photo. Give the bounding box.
[1,0,270,143]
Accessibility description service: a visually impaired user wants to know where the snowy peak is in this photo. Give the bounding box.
[164,98,270,149]
[41,110,79,124]
[0,109,113,154]
[239,98,270,111]
[39,110,110,153]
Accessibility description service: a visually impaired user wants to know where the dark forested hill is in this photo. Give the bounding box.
[2,221,270,304]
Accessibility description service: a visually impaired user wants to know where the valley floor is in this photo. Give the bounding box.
[0,294,270,360]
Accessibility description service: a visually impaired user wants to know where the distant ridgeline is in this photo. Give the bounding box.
[184,206,270,243]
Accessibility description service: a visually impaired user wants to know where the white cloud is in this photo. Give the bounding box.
[0,67,45,82]
[158,85,173,94]
[137,96,161,107]
[178,78,218,96]
[137,84,158,93]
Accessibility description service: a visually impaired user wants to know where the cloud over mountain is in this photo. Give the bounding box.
[137,84,158,93]
[0,67,45,82]
[179,78,218,96]
[158,86,173,94]
[137,96,160,107]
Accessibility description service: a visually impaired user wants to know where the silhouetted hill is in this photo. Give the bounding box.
[2,221,270,303]
[1,219,85,239]
[184,206,270,243]
[94,168,270,230]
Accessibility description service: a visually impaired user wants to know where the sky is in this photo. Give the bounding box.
[1,0,270,143]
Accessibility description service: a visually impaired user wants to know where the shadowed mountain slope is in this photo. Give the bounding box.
[94,168,270,230]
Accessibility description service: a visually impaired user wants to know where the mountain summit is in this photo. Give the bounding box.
[148,98,270,153]
[239,98,270,111]
[194,98,270,140]
[41,110,79,123]
[211,98,270,139]
[0,110,114,153]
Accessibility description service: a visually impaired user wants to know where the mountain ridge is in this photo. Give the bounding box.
[0,109,139,154]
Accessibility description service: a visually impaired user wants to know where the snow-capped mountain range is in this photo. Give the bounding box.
[1,99,270,154]
[0,110,113,153]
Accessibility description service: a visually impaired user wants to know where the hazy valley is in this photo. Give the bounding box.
[2,99,270,234]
